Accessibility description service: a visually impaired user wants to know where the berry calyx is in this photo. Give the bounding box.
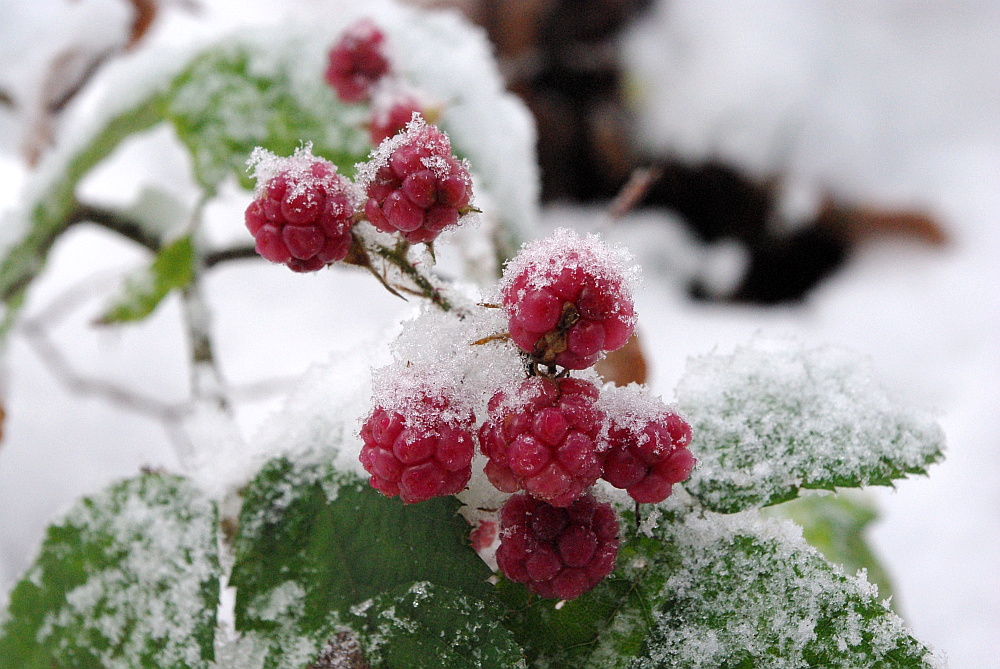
[245,146,358,273]
[359,114,474,244]
[495,493,620,600]
[601,398,695,504]
[359,400,476,504]
[500,229,637,370]
[325,19,391,103]
[479,376,605,507]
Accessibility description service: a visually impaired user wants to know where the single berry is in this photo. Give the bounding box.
[325,19,391,103]
[500,228,637,369]
[479,376,605,507]
[495,493,619,600]
[360,115,473,244]
[601,404,695,504]
[245,147,357,272]
[370,96,425,146]
[359,397,476,504]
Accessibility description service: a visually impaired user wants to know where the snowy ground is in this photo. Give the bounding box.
[1,1,998,668]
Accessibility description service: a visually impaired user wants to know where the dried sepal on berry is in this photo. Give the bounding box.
[356,113,475,244]
[479,376,605,507]
[245,145,361,272]
[325,18,391,103]
[500,228,638,370]
[496,492,620,600]
[598,385,695,504]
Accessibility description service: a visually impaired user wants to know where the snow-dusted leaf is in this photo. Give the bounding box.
[676,339,945,513]
[764,492,895,603]
[350,581,526,668]
[588,510,941,669]
[492,570,637,668]
[0,473,220,669]
[165,40,368,192]
[97,234,195,324]
[230,455,493,669]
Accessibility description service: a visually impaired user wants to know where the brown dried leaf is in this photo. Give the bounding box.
[595,332,648,386]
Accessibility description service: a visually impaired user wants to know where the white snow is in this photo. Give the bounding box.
[0,1,998,668]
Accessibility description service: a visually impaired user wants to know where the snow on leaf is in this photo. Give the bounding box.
[676,338,945,513]
[588,510,942,669]
[0,473,221,669]
[230,458,494,669]
[350,581,526,668]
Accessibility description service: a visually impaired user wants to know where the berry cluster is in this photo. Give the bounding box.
[246,115,473,270]
[244,151,356,272]
[496,493,619,600]
[362,119,473,244]
[500,230,637,369]
[358,229,695,600]
[325,19,434,147]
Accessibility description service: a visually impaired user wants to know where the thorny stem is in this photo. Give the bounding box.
[356,235,456,312]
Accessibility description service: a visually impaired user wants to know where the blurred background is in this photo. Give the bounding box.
[1,1,998,667]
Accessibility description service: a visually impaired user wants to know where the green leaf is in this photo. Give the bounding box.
[0,473,221,669]
[350,581,526,668]
[589,510,940,669]
[230,455,494,669]
[763,492,896,604]
[164,39,369,191]
[676,339,945,513]
[97,234,195,324]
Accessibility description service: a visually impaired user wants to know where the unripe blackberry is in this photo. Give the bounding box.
[360,115,473,244]
[495,493,619,600]
[479,376,604,507]
[245,147,358,273]
[602,405,695,504]
[325,19,390,103]
[359,403,475,504]
[501,229,637,370]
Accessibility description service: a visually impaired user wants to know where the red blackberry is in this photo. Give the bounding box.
[245,148,357,273]
[495,493,619,600]
[360,115,473,244]
[501,229,637,370]
[601,404,695,504]
[359,403,475,504]
[478,376,604,507]
[325,19,391,103]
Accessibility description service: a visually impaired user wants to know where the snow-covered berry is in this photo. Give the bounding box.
[359,400,476,504]
[600,391,695,504]
[479,376,605,507]
[501,228,637,370]
[245,146,358,273]
[496,492,619,600]
[359,114,473,244]
[325,19,390,103]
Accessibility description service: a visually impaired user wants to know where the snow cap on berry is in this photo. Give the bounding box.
[247,144,361,207]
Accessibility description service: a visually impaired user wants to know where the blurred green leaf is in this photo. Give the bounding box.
[97,234,195,324]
